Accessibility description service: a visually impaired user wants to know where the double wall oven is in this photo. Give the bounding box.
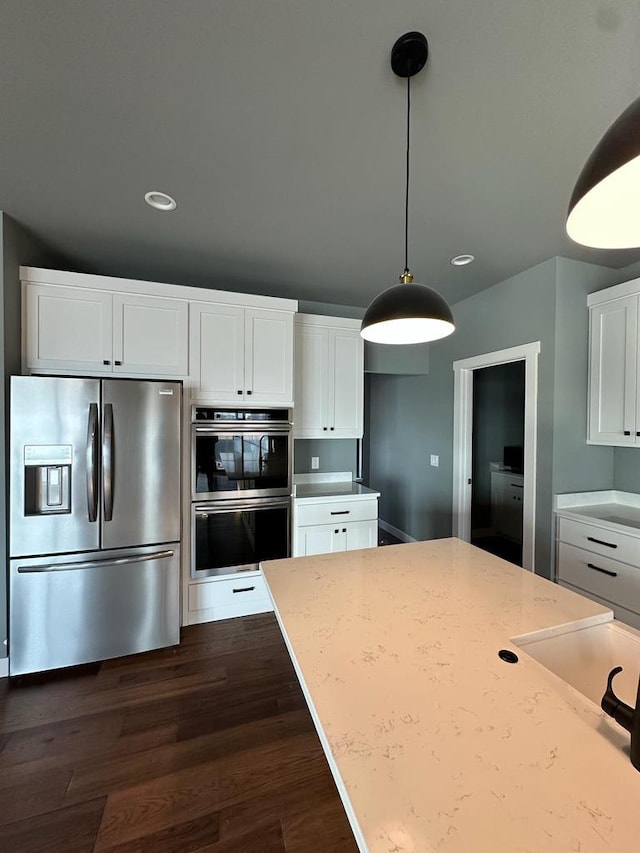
[191,407,292,577]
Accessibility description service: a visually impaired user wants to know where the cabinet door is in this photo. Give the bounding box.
[24,284,112,372]
[330,329,364,438]
[190,303,245,401]
[343,520,378,551]
[245,308,294,404]
[296,524,337,556]
[294,324,330,437]
[113,294,188,376]
[588,296,638,444]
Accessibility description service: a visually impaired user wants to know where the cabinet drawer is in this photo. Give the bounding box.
[557,542,640,614]
[188,574,271,614]
[295,498,378,527]
[557,517,640,566]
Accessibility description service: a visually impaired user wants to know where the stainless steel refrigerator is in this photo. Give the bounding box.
[9,376,182,676]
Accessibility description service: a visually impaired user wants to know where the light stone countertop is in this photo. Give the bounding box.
[554,490,640,534]
[262,538,640,852]
[292,472,380,501]
[293,481,380,501]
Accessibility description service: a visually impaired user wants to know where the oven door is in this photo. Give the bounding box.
[191,498,290,578]
[192,425,292,501]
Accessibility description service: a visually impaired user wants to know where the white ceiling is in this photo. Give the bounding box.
[2,1,640,308]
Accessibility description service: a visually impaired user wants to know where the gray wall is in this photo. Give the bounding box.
[367,254,640,578]
[294,439,358,477]
[0,213,68,661]
[368,259,559,577]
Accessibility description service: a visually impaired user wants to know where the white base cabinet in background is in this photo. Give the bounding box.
[490,471,524,541]
[293,495,378,557]
[294,314,363,438]
[556,516,640,629]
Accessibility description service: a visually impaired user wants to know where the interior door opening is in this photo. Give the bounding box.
[470,361,525,567]
[452,341,539,572]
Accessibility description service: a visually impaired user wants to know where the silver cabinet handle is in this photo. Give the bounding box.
[86,403,99,522]
[18,549,175,573]
[103,403,114,522]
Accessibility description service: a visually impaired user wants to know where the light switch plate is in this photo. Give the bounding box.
[311,456,320,470]
[430,454,439,467]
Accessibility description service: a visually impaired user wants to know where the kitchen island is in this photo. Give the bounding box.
[262,538,640,852]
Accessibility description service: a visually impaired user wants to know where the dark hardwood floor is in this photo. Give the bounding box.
[0,614,359,852]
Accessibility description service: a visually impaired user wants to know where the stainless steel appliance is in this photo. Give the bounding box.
[191,406,292,501]
[190,407,292,578]
[9,376,181,676]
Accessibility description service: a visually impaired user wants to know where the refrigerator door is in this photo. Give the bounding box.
[101,380,181,549]
[10,376,101,557]
[9,543,180,675]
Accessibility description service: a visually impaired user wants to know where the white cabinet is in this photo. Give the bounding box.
[293,495,378,557]
[556,516,640,629]
[490,471,523,541]
[24,283,188,377]
[186,571,273,625]
[588,285,640,445]
[190,303,294,404]
[294,314,363,438]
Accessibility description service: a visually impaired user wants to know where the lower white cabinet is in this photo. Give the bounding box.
[556,516,640,629]
[491,471,523,541]
[293,495,378,557]
[186,572,273,624]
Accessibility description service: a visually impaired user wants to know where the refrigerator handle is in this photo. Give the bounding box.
[103,402,114,522]
[86,403,99,522]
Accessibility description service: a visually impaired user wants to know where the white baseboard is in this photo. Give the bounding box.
[378,519,417,544]
[0,658,8,679]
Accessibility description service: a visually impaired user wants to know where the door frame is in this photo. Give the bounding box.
[452,341,540,572]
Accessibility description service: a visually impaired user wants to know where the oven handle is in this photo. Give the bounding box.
[194,499,291,515]
[193,425,291,435]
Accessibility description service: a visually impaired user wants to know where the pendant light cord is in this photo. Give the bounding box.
[404,73,411,276]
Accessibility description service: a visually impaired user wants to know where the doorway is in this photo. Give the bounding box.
[452,342,540,572]
[470,361,525,566]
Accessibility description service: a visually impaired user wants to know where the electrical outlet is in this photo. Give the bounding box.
[430,454,439,467]
[311,456,320,470]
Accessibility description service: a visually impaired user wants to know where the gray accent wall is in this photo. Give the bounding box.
[294,439,358,477]
[367,256,636,579]
[0,213,69,662]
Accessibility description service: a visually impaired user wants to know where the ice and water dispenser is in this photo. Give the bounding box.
[23,444,72,515]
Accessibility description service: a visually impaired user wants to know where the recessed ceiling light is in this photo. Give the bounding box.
[144,191,177,212]
[450,254,475,266]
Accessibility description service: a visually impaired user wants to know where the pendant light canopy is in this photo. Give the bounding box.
[567,94,640,249]
[361,32,455,345]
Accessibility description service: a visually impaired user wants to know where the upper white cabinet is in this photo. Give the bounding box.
[21,268,297,400]
[25,283,188,377]
[190,303,294,403]
[25,284,113,373]
[588,283,640,446]
[294,314,364,438]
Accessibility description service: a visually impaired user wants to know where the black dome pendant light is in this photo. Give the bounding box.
[361,32,455,345]
[567,94,640,249]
